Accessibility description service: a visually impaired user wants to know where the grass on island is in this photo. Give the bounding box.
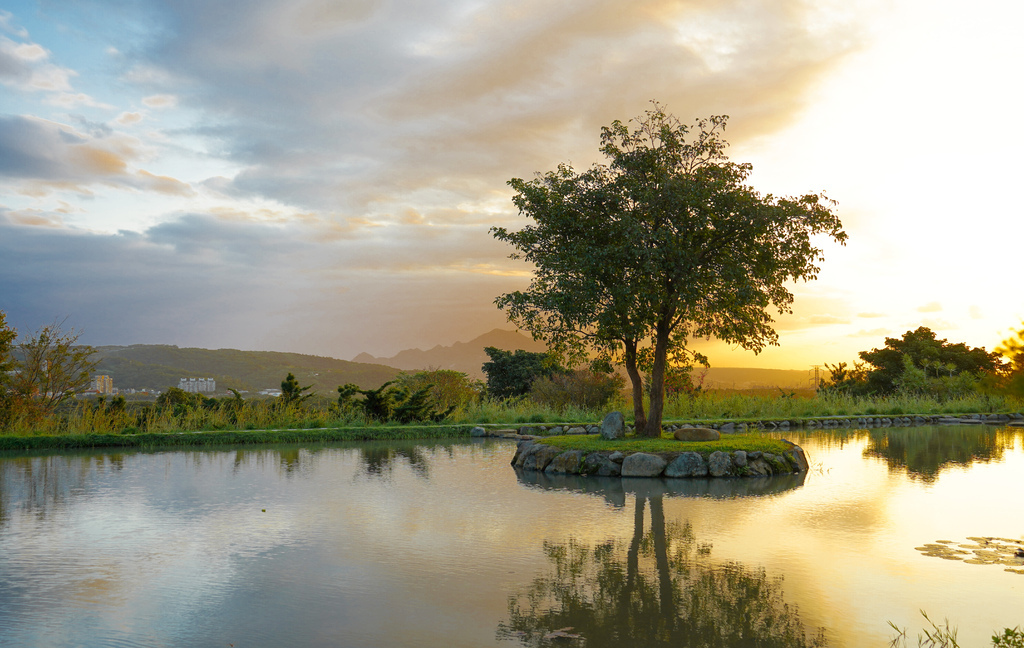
[536,433,794,457]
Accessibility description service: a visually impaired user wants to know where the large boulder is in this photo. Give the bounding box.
[620,453,667,477]
[600,412,626,440]
[582,452,622,476]
[664,451,708,477]
[521,444,563,471]
[545,450,586,474]
[781,441,809,472]
[674,427,720,442]
[707,451,733,477]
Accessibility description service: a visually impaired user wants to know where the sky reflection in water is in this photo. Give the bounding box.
[0,427,1022,647]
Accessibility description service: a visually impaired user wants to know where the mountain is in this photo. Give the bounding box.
[352,329,547,378]
[93,345,400,394]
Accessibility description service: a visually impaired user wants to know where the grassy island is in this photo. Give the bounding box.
[535,433,793,457]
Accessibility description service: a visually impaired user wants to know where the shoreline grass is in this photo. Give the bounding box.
[0,424,473,452]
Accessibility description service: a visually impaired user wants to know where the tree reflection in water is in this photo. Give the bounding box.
[499,479,825,648]
[862,426,1016,482]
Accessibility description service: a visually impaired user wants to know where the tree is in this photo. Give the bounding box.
[481,346,562,401]
[280,372,313,406]
[493,105,845,436]
[857,326,1001,395]
[9,319,98,415]
[993,322,1024,397]
[396,369,483,410]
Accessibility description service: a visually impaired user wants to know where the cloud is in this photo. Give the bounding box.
[969,305,983,320]
[108,0,866,217]
[0,115,194,197]
[142,94,177,108]
[856,311,885,318]
[0,209,519,357]
[849,328,890,338]
[916,301,942,313]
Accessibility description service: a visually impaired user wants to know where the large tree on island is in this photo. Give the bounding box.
[492,105,846,436]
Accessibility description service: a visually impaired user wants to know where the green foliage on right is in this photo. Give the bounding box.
[821,327,1001,399]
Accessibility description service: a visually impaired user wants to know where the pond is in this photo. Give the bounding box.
[1,425,1022,647]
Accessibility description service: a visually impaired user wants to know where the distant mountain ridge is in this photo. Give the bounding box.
[93,345,400,394]
[352,330,814,388]
[352,328,547,379]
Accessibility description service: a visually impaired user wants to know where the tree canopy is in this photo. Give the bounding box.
[857,326,1001,394]
[492,105,845,435]
[481,346,562,401]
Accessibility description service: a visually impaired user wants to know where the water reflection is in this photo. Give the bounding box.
[778,426,1021,482]
[515,470,806,508]
[861,426,1012,482]
[498,484,826,647]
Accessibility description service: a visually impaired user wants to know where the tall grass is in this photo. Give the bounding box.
[2,389,1022,438]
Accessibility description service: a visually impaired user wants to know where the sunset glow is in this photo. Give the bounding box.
[1,0,1020,370]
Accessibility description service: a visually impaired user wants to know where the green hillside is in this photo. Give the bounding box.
[92,345,401,394]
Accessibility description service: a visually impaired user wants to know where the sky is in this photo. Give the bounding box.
[1,0,1021,371]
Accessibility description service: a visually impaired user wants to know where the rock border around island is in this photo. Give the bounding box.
[504,437,809,479]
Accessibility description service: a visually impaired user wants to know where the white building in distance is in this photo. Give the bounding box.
[179,377,216,393]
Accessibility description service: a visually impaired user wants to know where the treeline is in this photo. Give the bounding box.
[820,325,1024,400]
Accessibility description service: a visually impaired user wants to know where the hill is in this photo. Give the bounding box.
[352,328,547,378]
[351,329,814,388]
[93,345,400,394]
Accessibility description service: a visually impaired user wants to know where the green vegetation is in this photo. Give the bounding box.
[0,424,469,452]
[888,611,1024,648]
[822,327,1001,398]
[482,346,562,400]
[493,103,845,437]
[537,433,793,457]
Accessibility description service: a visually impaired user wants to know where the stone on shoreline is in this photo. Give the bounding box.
[674,427,719,442]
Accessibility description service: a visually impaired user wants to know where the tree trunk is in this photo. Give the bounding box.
[623,340,647,433]
[643,320,671,437]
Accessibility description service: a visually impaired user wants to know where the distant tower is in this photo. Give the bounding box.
[91,375,114,395]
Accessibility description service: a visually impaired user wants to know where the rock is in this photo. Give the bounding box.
[707,451,733,477]
[719,422,735,433]
[582,452,622,476]
[608,451,625,463]
[470,426,487,437]
[673,427,720,442]
[732,450,748,468]
[665,452,708,477]
[522,444,563,472]
[600,412,626,440]
[781,441,809,472]
[549,426,564,435]
[567,426,587,435]
[747,458,770,476]
[546,450,585,474]
[621,453,668,477]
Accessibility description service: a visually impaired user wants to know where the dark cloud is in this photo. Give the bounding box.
[0,210,520,357]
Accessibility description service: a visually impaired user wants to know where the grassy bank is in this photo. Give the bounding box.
[0,424,472,452]
[2,389,1022,445]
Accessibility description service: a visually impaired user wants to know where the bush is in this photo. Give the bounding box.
[529,369,625,411]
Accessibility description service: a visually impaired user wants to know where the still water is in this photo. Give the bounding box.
[0,426,1022,647]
